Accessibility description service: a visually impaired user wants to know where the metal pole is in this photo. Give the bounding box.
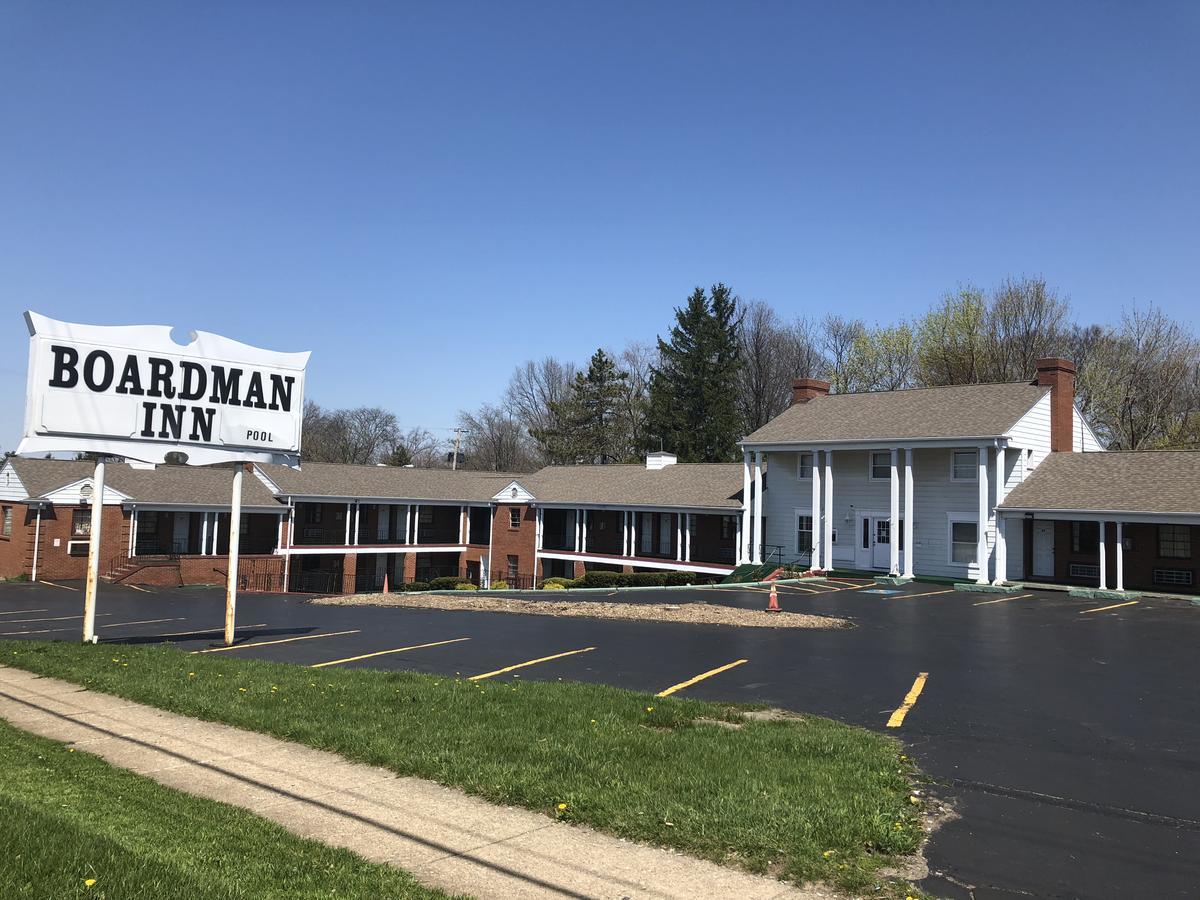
[82,459,106,643]
[224,465,244,647]
[31,507,42,583]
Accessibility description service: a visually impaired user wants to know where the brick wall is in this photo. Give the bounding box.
[10,504,130,582]
[490,503,536,582]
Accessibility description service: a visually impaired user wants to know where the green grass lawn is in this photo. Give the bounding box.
[2,640,925,895]
[0,717,450,900]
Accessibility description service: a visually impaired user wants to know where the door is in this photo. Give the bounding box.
[871,517,891,569]
[1032,522,1054,578]
[173,512,190,554]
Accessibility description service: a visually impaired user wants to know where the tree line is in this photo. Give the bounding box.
[299,275,1199,470]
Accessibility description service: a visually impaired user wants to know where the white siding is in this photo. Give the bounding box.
[763,447,1020,581]
[1073,407,1104,452]
[0,462,28,502]
[1006,393,1052,471]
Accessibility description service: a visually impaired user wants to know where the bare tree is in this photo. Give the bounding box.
[983,276,1071,381]
[458,404,539,472]
[822,314,867,394]
[614,341,655,459]
[504,357,578,447]
[301,401,401,464]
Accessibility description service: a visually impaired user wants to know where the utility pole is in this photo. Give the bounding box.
[451,428,468,470]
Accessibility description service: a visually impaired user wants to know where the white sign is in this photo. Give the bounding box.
[17,312,311,465]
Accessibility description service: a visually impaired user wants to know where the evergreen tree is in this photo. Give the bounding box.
[647,284,743,462]
[534,349,629,464]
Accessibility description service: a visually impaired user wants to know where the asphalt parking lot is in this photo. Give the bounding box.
[1,577,1198,899]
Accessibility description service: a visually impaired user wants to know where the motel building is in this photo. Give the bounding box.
[1,357,1197,597]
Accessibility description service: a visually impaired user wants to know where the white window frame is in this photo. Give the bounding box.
[868,451,891,482]
[796,452,814,480]
[794,510,813,555]
[947,513,978,567]
[950,450,978,482]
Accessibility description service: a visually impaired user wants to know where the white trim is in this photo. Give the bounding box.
[752,451,764,564]
[491,480,535,503]
[1098,520,1108,590]
[902,448,915,579]
[740,451,752,564]
[279,544,466,556]
[888,448,900,575]
[950,449,979,482]
[741,436,1007,452]
[536,549,734,576]
[793,507,815,557]
[810,456,822,571]
[31,507,42,582]
[822,449,834,568]
[993,445,1007,584]
[976,447,989,584]
[999,508,1200,525]
[796,451,814,480]
[1115,521,1124,591]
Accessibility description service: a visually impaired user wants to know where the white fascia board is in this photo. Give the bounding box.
[41,477,132,505]
[282,494,491,506]
[999,508,1200,525]
[251,464,283,494]
[536,549,734,575]
[739,437,1003,452]
[122,502,283,514]
[533,501,740,515]
[278,544,466,556]
[1074,405,1106,450]
[491,480,536,503]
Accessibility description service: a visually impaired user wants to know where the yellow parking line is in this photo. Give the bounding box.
[656,659,749,698]
[469,646,595,681]
[39,581,78,591]
[890,589,956,600]
[973,593,1034,606]
[0,609,48,616]
[887,672,929,728]
[100,617,185,628]
[1081,600,1139,614]
[196,629,361,654]
[312,637,470,669]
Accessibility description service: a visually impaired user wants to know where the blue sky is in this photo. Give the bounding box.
[1,2,1197,450]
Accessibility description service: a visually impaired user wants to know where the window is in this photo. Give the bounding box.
[797,452,814,479]
[1,506,10,537]
[71,509,91,537]
[796,514,813,554]
[506,554,519,581]
[1154,568,1193,586]
[951,450,978,481]
[1158,525,1191,559]
[1072,521,1099,555]
[509,508,521,529]
[869,452,891,481]
[721,516,735,540]
[1070,563,1101,579]
[304,505,323,525]
[950,519,978,565]
[240,513,250,536]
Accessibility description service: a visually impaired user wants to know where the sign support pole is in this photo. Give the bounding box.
[82,459,106,643]
[224,464,244,647]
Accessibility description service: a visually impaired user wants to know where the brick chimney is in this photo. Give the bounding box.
[792,378,831,406]
[1035,357,1077,453]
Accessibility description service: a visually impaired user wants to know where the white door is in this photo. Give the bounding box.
[871,517,891,569]
[173,512,190,554]
[1032,522,1054,578]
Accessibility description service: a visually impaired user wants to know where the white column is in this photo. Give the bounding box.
[903,448,915,579]
[128,508,137,559]
[200,511,208,558]
[993,446,1007,584]
[685,513,692,562]
[287,504,295,550]
[224,466,244,647]
[752,450,764,564]
[631,511,638,558]
[622,510,629,556]
[1115,521,1124,591]
[353,502,361,546]
[574,510,581,552]
[735,517,742,564]
[889,448,900,576]
[344,502,352,545]
[581,509,588,553]
[276,513,284,552]
[459,505,466,544]
[976,447,989,584]
[82,460,106,644]
[823,450,834,571]
[676,513,682,561]
[411,505,419,545]
[1098,521,1108,590]
[741,450,752,564]
[31,507,42,583]
[810,456,822,571]
[537,508,545,551]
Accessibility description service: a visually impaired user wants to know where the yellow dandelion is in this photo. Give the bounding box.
[187,672,196,677]
[645,706,654,713]
[822,850,835,858]
[84,878,97,887]
[239,687,247,692]
[556,802,568,811]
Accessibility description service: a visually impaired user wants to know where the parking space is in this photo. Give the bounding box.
[1,577,1198,897]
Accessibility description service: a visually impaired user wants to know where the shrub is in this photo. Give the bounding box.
[453,582,478,591]
[619,572,668,587]
[665,571,696,586]
[402,581,431,592]
[489,581,509,590]
[539,577,575,589]
[577,570,620,588]
[428,576,463,591]
[542,581,566,590]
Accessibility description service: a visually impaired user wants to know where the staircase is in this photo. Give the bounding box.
[103,555,182,586]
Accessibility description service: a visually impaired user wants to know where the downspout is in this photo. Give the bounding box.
[282,497,294,592]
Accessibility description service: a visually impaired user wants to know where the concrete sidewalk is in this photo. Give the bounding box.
[0,665,826,900]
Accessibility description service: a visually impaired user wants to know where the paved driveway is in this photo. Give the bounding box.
[1,578,1197,898]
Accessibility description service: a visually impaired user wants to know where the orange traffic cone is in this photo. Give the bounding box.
[382,573,389,594]
[766,583,780,612]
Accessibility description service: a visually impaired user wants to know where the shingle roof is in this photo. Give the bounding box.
[258,461,522,503]
[523,463,744,510]
[742,382,1050,445]
[999,451,1200,516]
[8,458,281,510]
